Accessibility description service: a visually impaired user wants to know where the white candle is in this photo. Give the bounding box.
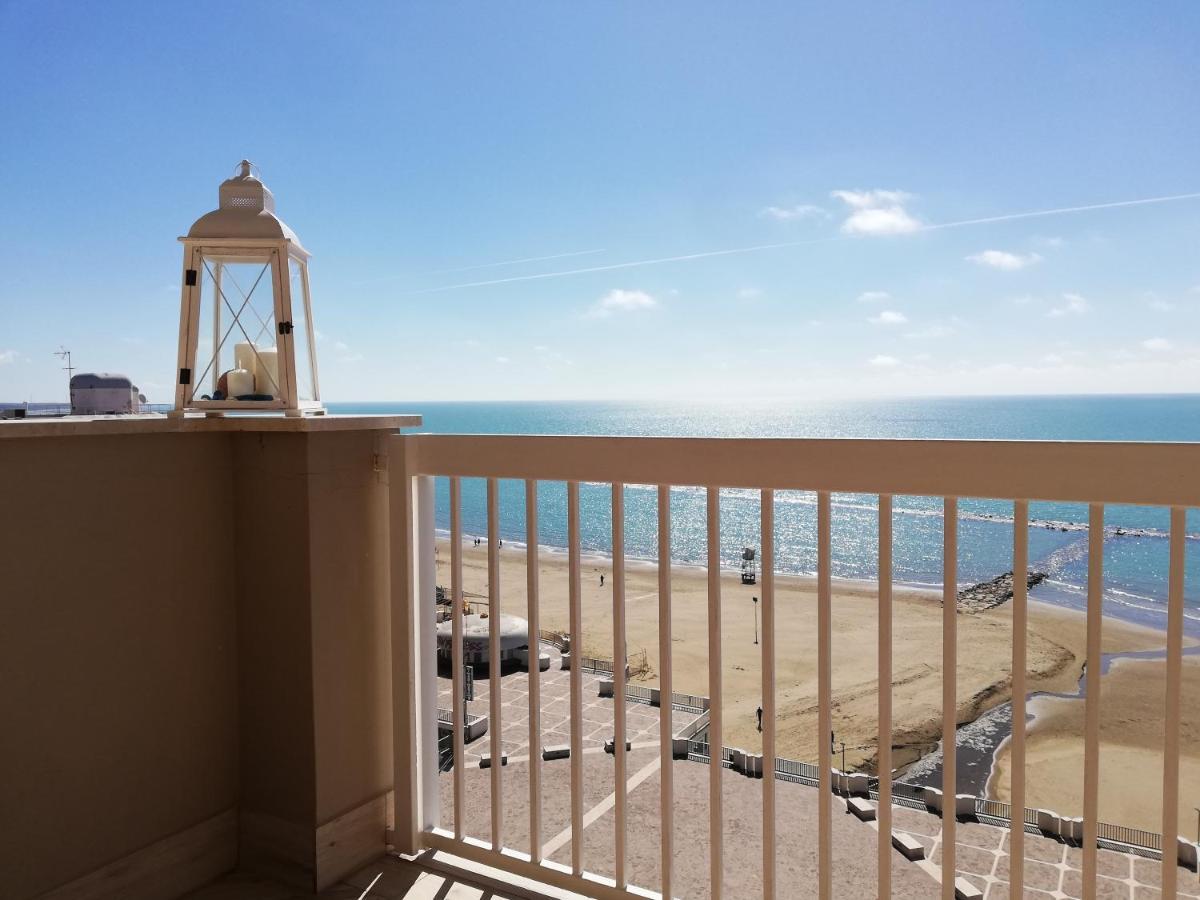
[255,347,280,397]
[234,342,258,379]
[225,368,254,399]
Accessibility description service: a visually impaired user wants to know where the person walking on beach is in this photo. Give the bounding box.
[756,706,763,732]
[600,574,605,587]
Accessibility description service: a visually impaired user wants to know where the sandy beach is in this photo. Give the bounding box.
[989,655,1200,838]
[437,539,1178,786]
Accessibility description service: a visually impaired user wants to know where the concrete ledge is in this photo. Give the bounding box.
[560,652,571,671]
[892,831,925,861]
[848,797,876,821]
[671,737,689,759]
[598,679,614,698]
[542,745,570,761]
[0,413,420,439]
[604,739,632,754]
[479,754,508,769]
[953,876,983,899]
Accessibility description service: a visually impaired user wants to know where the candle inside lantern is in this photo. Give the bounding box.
[234,342,258,380]
[256,347,280,397]
[225,368,254,398]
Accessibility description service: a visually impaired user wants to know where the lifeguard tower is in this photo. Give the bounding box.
[741,547,757,584]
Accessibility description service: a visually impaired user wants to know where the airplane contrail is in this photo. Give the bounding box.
[429,247,607,274]
[405,191,1200,295]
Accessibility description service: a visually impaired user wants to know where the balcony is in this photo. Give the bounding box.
[3,417,1199,900]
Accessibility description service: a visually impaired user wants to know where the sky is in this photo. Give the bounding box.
[1,2,1199,403]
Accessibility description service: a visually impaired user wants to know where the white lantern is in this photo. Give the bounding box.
[172,160,322,417]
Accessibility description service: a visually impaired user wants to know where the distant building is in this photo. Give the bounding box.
[70,373,144,416]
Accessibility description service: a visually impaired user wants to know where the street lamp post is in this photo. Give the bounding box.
[752,596,759,645]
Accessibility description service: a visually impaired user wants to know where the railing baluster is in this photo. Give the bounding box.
[657,485,674,900]
[568,480,584,875]
[1010,500,1028,899]
[707,486,724,900]
[487,477,503,850]
[450,477,465,841]
[612,482,628,888]
[817,490,832,899]
[761,490,776,900]
[878,494,893,900]
[1082,503,1104,889]
[942,496,957,899]
[1162,506,1185,898]
[526,479,542,863]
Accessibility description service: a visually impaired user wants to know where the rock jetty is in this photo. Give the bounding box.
[954,569,1047,613]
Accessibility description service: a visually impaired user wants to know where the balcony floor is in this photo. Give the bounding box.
[186,854,517,900]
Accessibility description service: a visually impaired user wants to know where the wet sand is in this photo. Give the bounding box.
[989,654,1200,838]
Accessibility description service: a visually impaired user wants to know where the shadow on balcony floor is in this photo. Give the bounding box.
[186,854,517,900]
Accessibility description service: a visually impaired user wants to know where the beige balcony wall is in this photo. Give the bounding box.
[0,415,414,900]
[0,432,239,899]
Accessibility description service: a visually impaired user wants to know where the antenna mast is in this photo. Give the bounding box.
[54,347,75,397]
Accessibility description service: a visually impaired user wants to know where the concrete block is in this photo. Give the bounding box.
[848,797,876,821]
[604,738,633,754]
[846,773,870,797]
[1178,837,1198,871]
[479,753,507,769]
[542,744,570,761]
[955,794,975,819]
[892,832,925,861]
[671,737,689,760]
[923,787,944,813]
[598,679,614,698]
[560,652,571,671]
[648,687,661,706]
[1073,817,1085,841]
[953,877,983,899]
[1035,808,1058,834]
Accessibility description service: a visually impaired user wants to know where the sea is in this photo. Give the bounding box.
[330,395,1200,637]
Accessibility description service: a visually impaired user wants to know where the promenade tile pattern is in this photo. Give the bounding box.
[436,652,1199,899]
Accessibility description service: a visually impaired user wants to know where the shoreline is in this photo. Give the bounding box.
[435,536,1176,788]
[437,527,1193,639]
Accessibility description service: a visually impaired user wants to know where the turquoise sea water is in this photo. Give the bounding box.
[330,396,1200,636]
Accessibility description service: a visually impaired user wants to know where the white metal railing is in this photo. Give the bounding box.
[388,434,1199,900]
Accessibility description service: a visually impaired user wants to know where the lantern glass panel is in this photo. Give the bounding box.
[288,256,317,403]
[190,250,283,403]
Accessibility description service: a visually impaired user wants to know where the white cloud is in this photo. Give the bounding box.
[868,354,900,367]
[856,290,891,304]
[0,350,17,365]
[1010,295,1035,305]
[495,356,511,364]
[737,287,763,301]
[760,203,826,221]
[1042,353,1066,366]
[831,189,921,235]
[587,289,657,318]
[1047,293,1089,317]
[1144,293,1174,311]
[868,310,908,326]
[1141,337,1172,352]
[333,340,350,352]
[904,322,956,340]
[966,249,1043,270]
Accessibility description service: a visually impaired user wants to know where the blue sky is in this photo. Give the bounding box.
[1,2,1199,402]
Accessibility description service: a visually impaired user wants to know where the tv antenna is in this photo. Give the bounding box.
[54,347,75,389]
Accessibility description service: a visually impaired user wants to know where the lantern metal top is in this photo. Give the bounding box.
[184,160,308,252]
